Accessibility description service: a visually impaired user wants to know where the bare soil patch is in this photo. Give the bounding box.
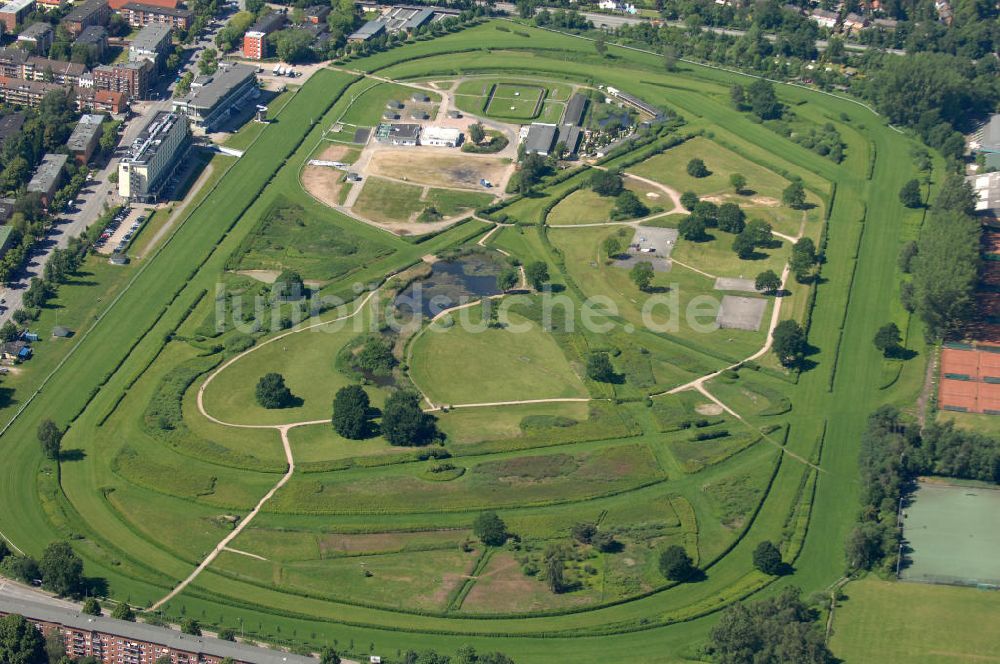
[301,145,355,207]
[695,403,724,416]
[368,149,508,189]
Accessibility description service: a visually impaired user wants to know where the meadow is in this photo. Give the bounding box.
[0,19,936,664]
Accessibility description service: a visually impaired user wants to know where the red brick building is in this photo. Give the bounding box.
[0,596,319,664]
[0,75,126,113]
[120,2,193,30]
[92,60,152,100]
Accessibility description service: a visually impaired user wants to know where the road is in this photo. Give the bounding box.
[494,2,905,54]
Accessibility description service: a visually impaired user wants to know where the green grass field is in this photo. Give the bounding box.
[830,578,1000,663]
[485,83,546,120]
[0,19,943,664]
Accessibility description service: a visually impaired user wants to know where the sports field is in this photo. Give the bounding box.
[901,480,1000,587]
[830,578,1000,663]
[484,83,546,119]
[0,19,938,664]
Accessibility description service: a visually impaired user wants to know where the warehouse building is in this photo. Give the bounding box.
[129,22,171,64]
[375,122,420,146]
[524,123,558,156]
[0,597,318,664]
[171,62,257,132]
[67,113,104,164]
[27,153,68,206]
[562,92,588,126]
[118,111,188,202]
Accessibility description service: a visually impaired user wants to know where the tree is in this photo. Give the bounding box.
[602,235,622,259]
[468,122,486,144]
[216,627,236,641]
[662,44,677,72]
[730,173,747,194]
[755,270,781,294]
[37,419,62,461]
[747,78,782,120]
[752,540,783,575]
[319,647,341,664]
[0,320,18,342]
[590,169,623,197]
[473,511,507,546]
[44,626,66,663]
[898,240,918,274]
[543,543,567,593]
[0,614,46,664]
[716,203,745,234]
[899,178,923,208]
[381,390,436,446]
[255,373,294,409]
[691,201,718,225]
[356,336,395,375]
[332,385,373,440]
[678,215,708,242]
[496,267,518,292]
[271,28,314,63]
[272,269,304,300]
[594,34,606,56]
[524,261,549,290]
[180,618,201,636]
[612,190,648,219]
[1,555,39,583]
[658,545,694,582]
[772,320,807,367]
[873,322,902,357]
[586,352,615,383]
[732,233,757,260]
[680,191,699,210]
[39,542,83,597]
[782,180,806,208]
[629,261,655,291]
[686,158,709,178]
[197,46,218,75]
[111,602,135,622]
[81,598,102,616]
[912,209,980,339]
[743,219,773,246]
[790,237,818,282]
[571,522,598,544]
[709,588,833,664]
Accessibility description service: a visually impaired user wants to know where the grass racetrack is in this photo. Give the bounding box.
[0,19,941,664]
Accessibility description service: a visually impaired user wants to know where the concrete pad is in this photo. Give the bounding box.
[717,295,767,331]
[629,226,678,259]
[353,127,371,144]
[614,255,671,272]
[714,277,758,293]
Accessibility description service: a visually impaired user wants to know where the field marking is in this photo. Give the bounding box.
[223,546,268,561]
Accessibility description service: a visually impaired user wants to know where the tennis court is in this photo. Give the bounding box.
[900,480,1000,587]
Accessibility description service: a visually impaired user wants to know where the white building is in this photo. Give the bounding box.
[421,126,462,148]
[118,111,189,202]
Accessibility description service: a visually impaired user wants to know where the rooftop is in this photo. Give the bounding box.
[563,92,588,126]
[525,122,558,154]
[969,171,1000,216]
[0,111,22,145]
[26,153,68,193]
[121,2,193,17]
[130,22,171,51]
[250,11,286,34]
[18,22,52,38]
[67,113,104,152]
[76,24,108,44]
[978,114,1000,152]
[27,56,86,77]
[178,62,255,111]
[64,0,107,21]
[123,110,184,164]
[348,18,386,40]
[422,125,462,141]
[0,46,30,65]
[0,596,318,664]
[0,0,36,14]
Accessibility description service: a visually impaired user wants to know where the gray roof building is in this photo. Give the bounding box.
[525,123,558,155]
[0,596,318,664]
[0,111,24,147]
[129,22,171,61]
[347,18,385,41]
[27,153,68,202]
[969,171,1000,220]
[17,21,52,42]
[250,11,286,34]
[75,24,108,48]
[977,114,1000,153]
[402,8,433,30]
[559,124,583,155]
[67,113,104,161]
[563,92,588,127]
[171,62,257,132]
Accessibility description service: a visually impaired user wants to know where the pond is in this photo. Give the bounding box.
[394,253,503,321]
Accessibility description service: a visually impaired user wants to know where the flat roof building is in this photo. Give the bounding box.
[93,59,152,100]
[421,125,462,147]
[129,22,171,63]
[525,123,558,155]
[241,12,285,60]
[375,122,420,146]
[17,22,53,54]
[120,2,193,30]
[171,62,257,132]
[0,111,24,148]
[118,110,189,202]
[27,152,68,206]
[62,0,110,36]
[0,596,319,664]
[0,0,35,32]
[67,113,104,163]
[347,18,385,42]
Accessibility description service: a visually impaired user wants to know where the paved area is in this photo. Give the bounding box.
[716,295,767,331]
[714,276,758,293]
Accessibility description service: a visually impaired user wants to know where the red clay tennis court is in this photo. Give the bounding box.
[939,346,1000,413]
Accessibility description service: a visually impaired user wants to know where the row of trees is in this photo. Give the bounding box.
[332,385,439,446]
[0,539,85,598]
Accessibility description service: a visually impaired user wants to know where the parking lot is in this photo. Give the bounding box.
[95,207,148,256]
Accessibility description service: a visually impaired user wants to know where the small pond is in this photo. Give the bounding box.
[394,253,503,320]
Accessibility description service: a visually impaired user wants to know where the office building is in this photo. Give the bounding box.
[171,62,257,132]
[118,111,189,202]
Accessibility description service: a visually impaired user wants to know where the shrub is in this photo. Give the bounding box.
[659,545,695,581]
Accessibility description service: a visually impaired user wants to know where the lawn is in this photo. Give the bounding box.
[485,83,546,120]
[339,81,441,127]
[408,309,588,405]
[353,177,425,223]
[671,232,789,280]
[830,578,1000,664]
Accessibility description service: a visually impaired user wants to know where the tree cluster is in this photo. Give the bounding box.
[0,541,84,598]
[381,390,437,446]
[255,372,295,409]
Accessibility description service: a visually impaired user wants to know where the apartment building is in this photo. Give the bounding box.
[61,0,110,36]
[241,12,285,59]
[0,75,125,113]
[0,0,35,32]
[92,59,152,100]
[120,2,193,30]
[128,22,171,64]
